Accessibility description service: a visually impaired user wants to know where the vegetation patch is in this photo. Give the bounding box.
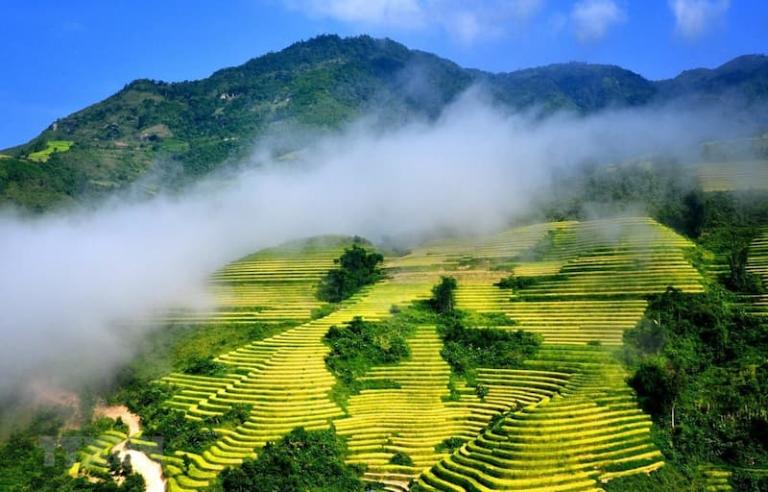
[731,469,768,491]
[182,355,227,376]
[121,384,215,454]
[495,273,568,291]
[602,462,698,491]
[427,276,541,390]
[440,318,541,377]
[26,140,74,163]
[518,229,559,261]
[202,404,252,429]
[623,286,768,475]
[310,303,337,320]
[435,437,467,453]
[388,451,414,467]
[216,427,365,492]
[429,276,458,314]
[324,316,413,407]
[0,429,145,492]
[317,242,384,303]
[114,321,287,385]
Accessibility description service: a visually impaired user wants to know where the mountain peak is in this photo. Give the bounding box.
[2,35,767,211]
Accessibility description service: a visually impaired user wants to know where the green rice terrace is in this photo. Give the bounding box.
[60,215,725,492]
[7,204,764,492]
[25,140,74,163]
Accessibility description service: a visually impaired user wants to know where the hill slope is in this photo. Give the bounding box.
[1,35,766,211]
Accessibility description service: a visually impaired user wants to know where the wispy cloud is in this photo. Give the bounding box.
[281,0,545,44]
[287,0,424,28]
[571,0,626,43]
[668,0,730,40]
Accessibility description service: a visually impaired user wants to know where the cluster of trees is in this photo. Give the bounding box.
[317,243,384,303]
[183,355,228,376]
[202,404,251,429]
[439,317,541,377]
[622,287,768,487]
[495,273,568,292]
[430,276,457,314]
[123,384,216,454]
[693,191,768,294]
[104,453,143,490]
[215,427,365,492]
[428,276,541,393]
[324,316,412,405]
[0,154,88,212]
[0,427,144,492]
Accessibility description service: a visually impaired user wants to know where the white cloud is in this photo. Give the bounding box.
[571,0,626,42]
[291,0,424,28]
[282,0,545,44]
[669,0,730,39]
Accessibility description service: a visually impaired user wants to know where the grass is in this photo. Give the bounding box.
[117,321,289,384]
[26,140,74,162]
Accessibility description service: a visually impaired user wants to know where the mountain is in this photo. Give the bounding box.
[1,35,766,211]
[657,54,768,103]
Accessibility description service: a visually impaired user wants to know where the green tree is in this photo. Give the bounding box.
[317,244,383,302]
[430,276,457,314]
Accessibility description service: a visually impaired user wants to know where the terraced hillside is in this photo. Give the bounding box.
[695,160,768,192]
[504,218,701,346]
[162,276,438,491]
[746,228,768,316]
[162,237,349,325]
[335,326,573,491]
[411,218,701,491]
[416,348,662,492]
[144,216,703,491]
[436,217,702,346]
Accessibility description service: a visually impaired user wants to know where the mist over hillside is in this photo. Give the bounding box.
[1,35,767,211]
[0,87,761,406]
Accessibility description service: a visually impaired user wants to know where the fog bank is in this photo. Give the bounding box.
[0,91,757,404]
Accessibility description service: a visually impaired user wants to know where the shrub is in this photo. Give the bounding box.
[475,384,490,400]
[324,316,411,405]
[495,274,568,291]
[123,384,216,454]
[430,276,457,314]
[317,244,383,303]
[141,407,216,453]
[435,437,467,453]
[204,404,252,427]
[389,452,414,467]
[183,355,227,376]
[495,275,538,290]
[218,427,364,492]
[310,303,337,320]
[731,470,768,491]
[439,317,541,376]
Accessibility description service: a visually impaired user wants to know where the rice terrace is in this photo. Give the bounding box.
[1,3,768,492]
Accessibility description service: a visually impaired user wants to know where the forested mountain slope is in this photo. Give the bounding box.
[1,35,766,211]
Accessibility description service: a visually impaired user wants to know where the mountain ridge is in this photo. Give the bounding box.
[1,34,766,211]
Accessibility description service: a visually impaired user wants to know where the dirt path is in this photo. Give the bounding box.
[112,441,167,492]
[94,404,141,436]
[95,404,166,492]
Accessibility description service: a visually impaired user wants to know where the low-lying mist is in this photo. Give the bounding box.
[0,90,759,412]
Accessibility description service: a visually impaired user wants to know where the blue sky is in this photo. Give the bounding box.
[0,0,765,148]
